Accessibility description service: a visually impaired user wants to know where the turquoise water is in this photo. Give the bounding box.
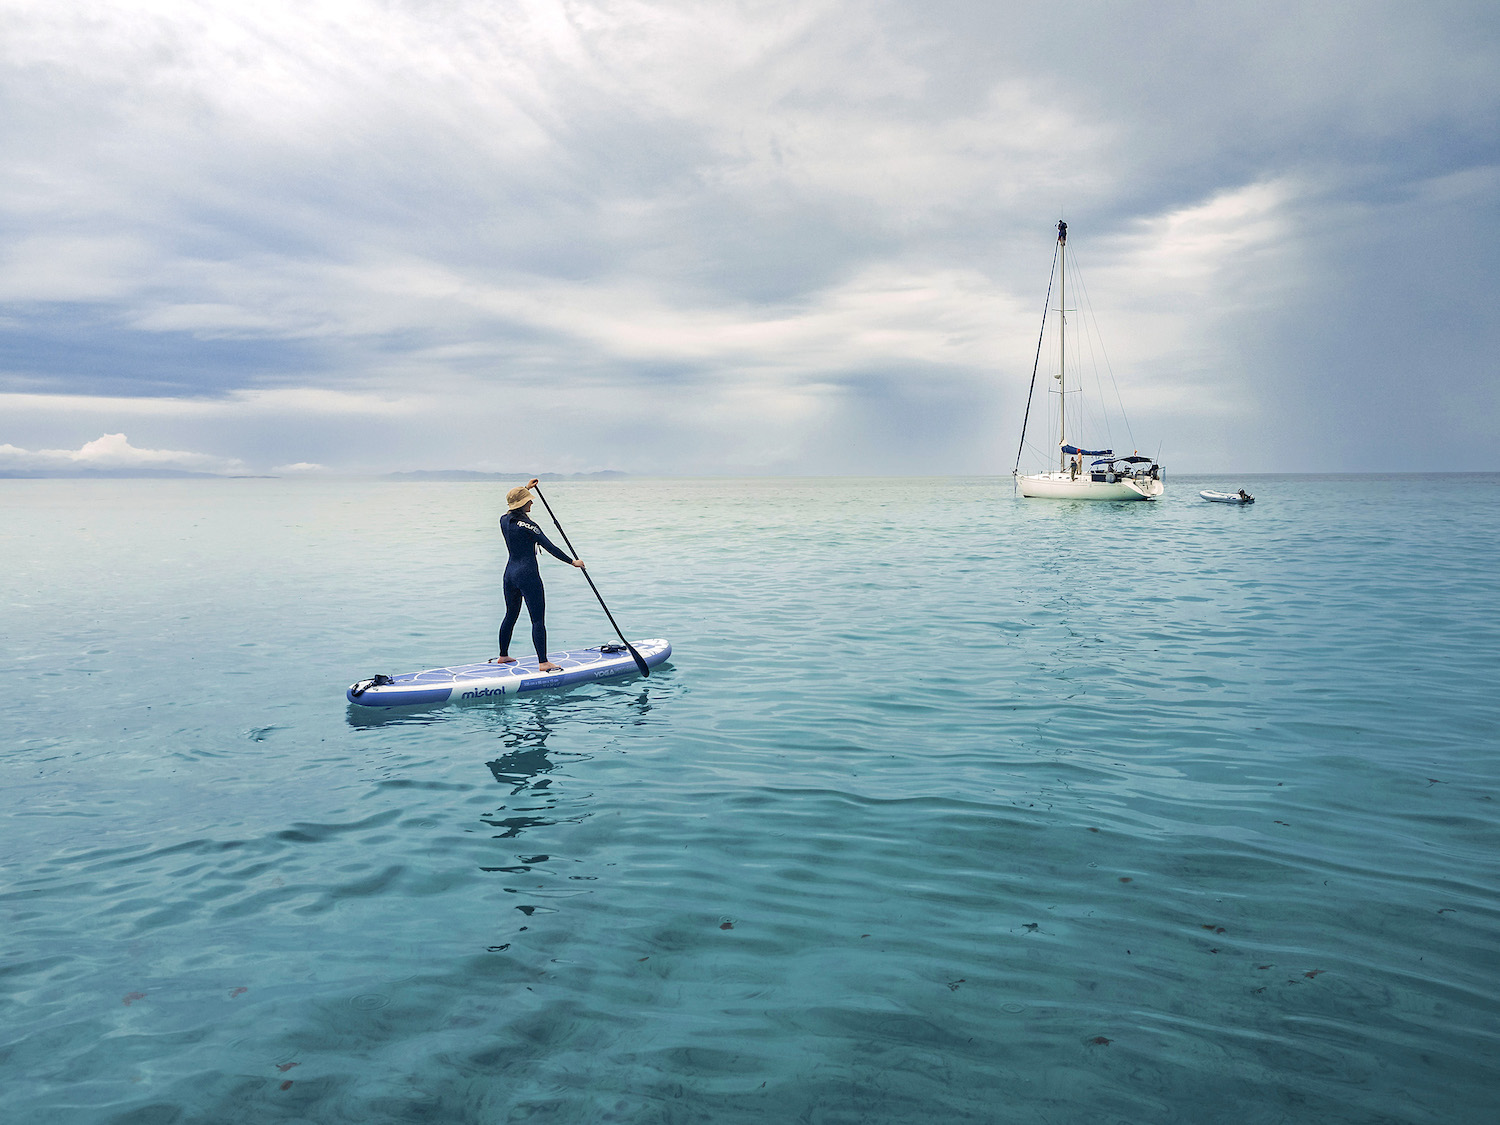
[2,475,1497,1124]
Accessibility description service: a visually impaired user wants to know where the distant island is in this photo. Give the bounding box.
[0,468,272,479]
[0,468,626,480]
[383,470,629,481]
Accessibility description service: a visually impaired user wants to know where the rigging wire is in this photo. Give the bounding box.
[1074,275,1113,454]
[1012,238,1060,476]
[1070,249,1137,454]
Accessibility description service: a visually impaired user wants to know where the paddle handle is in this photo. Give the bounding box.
[529,483,650,678]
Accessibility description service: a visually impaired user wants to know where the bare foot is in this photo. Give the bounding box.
[538,661,562,672]
[488,656,516,664]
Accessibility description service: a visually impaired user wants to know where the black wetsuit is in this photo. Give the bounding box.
[498,509,574,662]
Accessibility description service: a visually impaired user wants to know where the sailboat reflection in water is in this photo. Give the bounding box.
[1014,221,1165,500]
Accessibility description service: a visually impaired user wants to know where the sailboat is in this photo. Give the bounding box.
[1014,221,1165,500]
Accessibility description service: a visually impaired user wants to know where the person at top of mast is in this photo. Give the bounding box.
[1057,220,1067,243]
[490,478,585,673]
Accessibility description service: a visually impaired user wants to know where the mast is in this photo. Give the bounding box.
[1057,220,1067,471]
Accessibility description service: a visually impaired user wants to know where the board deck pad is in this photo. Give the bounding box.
[347,638,671,708]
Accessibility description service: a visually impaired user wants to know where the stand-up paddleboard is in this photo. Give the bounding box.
[347,639,671,708]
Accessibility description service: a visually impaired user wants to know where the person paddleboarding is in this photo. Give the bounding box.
[492,478,585,672]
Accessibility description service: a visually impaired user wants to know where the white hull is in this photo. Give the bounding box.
[1019,472,1164,501]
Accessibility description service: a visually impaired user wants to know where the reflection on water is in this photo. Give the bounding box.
[480,709,585,839]
[474,687,657,844]
[344,702,449,728]
[344,682,659,729]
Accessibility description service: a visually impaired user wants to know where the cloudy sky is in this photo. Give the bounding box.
[1,0,1497,475]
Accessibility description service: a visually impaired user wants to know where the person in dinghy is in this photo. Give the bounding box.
[492,479,586,673]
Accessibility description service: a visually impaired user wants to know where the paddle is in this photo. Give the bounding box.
[529,482,650,678]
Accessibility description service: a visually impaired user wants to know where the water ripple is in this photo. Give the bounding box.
[2,475,1498,1122]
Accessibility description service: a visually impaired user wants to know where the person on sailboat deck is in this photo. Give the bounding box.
[1070,450,1082,480]
[491,478,586,673]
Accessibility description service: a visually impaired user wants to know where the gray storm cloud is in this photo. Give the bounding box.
[1,0,1496,473]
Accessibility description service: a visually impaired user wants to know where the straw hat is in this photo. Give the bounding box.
[505,486,534,510]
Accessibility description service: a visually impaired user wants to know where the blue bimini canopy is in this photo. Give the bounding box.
[1118,455,1153,463]
[1061,445,1112,456]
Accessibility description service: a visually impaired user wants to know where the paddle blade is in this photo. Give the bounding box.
[627,643,650,678]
